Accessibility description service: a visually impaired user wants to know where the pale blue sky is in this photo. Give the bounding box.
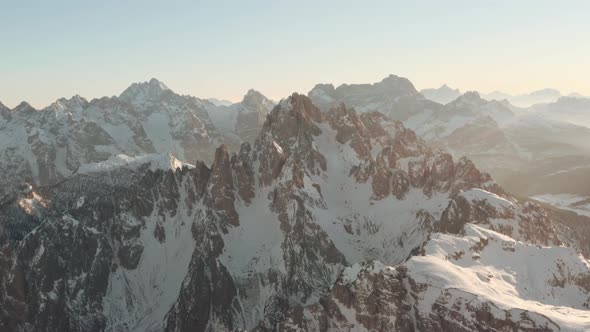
[1,0,589,108]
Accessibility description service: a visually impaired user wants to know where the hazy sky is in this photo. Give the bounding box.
[1,0,589,108]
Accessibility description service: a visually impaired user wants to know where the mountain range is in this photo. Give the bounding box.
[310,76,590,198]
[1,76,590,331]
[421,84,587,107]
[0,79,274,198]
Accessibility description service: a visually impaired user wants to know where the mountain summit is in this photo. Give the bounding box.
[0,78,227,197]
[420,84,462,104]
[242,88,267,104]
[481,88,563,107]
[2,93,588,331]
[308,74,428,115]
[119,78,172,103]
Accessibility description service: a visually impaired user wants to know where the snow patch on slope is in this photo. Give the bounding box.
[310,123,450,265]
[78,153,193,174]
[406,224,590,330]
[459,188,515,210]
[102,181,196,332]
[532,194,590,217]
[219,186,286,277]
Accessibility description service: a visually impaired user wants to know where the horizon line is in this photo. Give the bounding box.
[1,75,586,110]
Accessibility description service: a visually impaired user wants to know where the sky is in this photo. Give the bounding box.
[1,0,589,108]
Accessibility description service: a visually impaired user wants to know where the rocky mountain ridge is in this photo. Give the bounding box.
[419,84,462,105]
[0,79,274,198]
[309,76,590,198]
[420,84,587,108]
[1,94,589,331]
[205,88,276,143]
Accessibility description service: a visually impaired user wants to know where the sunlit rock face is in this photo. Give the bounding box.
[1,94,589,332]
[310,75,590,198]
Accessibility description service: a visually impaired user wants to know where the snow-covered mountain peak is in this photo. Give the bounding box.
[77,153,193,174]
[0,78,228,197]
[442,91,516,127]
[452,91,484,105]
[271,93,320,124]
[309,83,336,93]
[149,77,169,89]
[449,91,516,114]
[307,83,337,104]
[420,84,462,104]
[241,89,274,110]
[334,74,420,99]
[435,83,461,94]
[3,78,590,331]
[243,88,263,100]
[525,94,590,129]
[48,95,89,111]
[376,74,418,93]
[203,89,275,143]
[482,88,564,107]
[12,101,37,113]
[207,98,234,106]
[2,92,590,331]
[308,74,425,114]
[119,78,172,104]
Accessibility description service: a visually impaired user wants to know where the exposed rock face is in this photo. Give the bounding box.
[437,188,562,246]
[279,225,590,331]
[0,159,209,332]
[309,76,590,198]
[480,88,564,108]
[207,145,239,227]
[1,93,589,331]
[231,142,255,204]
[309,74,423,116]
[277,261,414,332]
[235,89,276,142]
[0,79,232,198]
[322,105,501,202]
[420,84,462,105]
[204,89,276,144]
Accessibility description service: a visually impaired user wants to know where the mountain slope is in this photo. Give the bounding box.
[420,84,462,104]
[528,96,590,128]
[1,94,588,331]
[481,88,563,107]
[309,76,590,198]
[279,225,590,331]
[0,79,238,198]
[308,74,440,121]
[204,89,275,143]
